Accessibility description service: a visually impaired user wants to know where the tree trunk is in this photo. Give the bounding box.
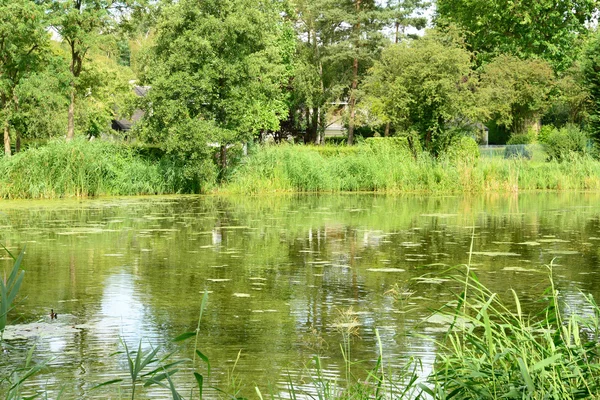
[15,134,21,153]
[311,107,319,143]
[347,68,358,145]
[384,122,390,137]
[304,107,311,144]
[67,85,75,140]
[3,120,10,156]
[220,145,227,171]
[347,0,361,146]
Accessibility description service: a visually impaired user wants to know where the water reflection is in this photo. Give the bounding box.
[1,193,600,397]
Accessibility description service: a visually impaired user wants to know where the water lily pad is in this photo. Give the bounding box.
[470,252,520,257]
[548,250,579,255]
[366,268,405,273]
[233,293,250,298]
[519,241,541,246]
[502,266,543,273]
[538,239,570,243]
[206,278,231,283]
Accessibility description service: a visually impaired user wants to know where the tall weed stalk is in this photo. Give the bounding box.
[422,265,600,399]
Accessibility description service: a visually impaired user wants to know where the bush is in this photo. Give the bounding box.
[542,124,593,161]
[506,132,534,145]
[443,136,480,163]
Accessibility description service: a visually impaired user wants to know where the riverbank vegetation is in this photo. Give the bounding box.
[2,0,600,198]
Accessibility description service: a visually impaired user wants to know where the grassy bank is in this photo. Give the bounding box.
[0,138,196,199]
[3,138,600,199]
[223,142,600,194]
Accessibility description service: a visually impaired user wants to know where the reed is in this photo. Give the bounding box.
[223,143,600,194]
[0,138,198,199]
[421,265,600,399]
[0,244,25,341]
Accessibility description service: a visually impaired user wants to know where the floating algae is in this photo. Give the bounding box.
[470,251,520,257]
[366,268,405,273]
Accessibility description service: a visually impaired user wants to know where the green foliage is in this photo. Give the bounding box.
[506,133,534,145]
[225,142,600,193]
[0,138,199,198]
[425,267,600,399]
[544,65,591,127]
[0,0,49,154]
[289,0,392,144]
[435,0,599,71]
[139,0,294,160]
[541,124,593,161]
[442,136,479,164]
[0,245,25,340]
[365,31,478,155]
[0,345,48,400]
[479,55,555,134]
[582,32,600,146]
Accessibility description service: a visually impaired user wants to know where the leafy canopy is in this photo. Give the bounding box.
[138,0,295,185]
[479,55,555,134]
[364,31,477,154]
[435,0,599,71]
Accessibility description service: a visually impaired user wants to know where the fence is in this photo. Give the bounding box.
[479,144,547,162]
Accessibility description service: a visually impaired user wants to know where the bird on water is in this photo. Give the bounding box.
[50,309,57,320]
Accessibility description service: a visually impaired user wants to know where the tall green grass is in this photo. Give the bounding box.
[422,266,600,399]
[0,139,200,198]
[223,143,600,194]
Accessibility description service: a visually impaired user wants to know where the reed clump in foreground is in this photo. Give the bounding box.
[421,266,600,399]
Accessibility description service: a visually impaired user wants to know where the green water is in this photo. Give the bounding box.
[1,193,599,398]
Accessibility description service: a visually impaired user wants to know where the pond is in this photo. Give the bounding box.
[1,193,599,398]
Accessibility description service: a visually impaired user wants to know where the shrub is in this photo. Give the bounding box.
[506,132,534,145]
[542,124,593,161]
[0,138,198,198]
[443,136,480,163]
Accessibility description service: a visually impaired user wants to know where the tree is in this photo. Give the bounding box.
[289,0,390,145]
[48,0,111,140]
[47,0,144,140]
[435,0,599,71]
[12,45,71,145]
[0,0,49,155]
[479,55,555,135]
[387,0,428,44]
[138,0,294,186]
[364,31,478,155]
[582,32,600,146]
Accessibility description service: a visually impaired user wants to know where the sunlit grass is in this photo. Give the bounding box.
[0,138,196,199]
[223,144,600,194]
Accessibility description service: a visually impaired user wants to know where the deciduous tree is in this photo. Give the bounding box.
[479,55,555,135]
[139,0,295,186]
[435,0,599,71]
[364,32,478,155]
[0,0,48,155]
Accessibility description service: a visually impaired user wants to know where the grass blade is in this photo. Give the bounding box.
[172,331,197,342]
